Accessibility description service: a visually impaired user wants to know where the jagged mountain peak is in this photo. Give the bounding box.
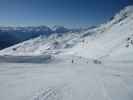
[52,25,66,30]
[52,25,70,33]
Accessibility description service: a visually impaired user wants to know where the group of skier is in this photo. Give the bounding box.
[71,57,102,64]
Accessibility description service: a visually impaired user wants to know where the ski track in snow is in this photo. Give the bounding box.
[33,88,59,100]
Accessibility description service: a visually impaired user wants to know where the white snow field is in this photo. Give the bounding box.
[0,5,133,100]
[0,57,133,100]
[0,56,133,100]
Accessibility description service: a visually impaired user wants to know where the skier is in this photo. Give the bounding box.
[126,44,129,48]
[72,59,74,64]
[131,40,133,45]
[93,59,102,64]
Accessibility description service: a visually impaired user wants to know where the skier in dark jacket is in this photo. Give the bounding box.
[72,59,74,64]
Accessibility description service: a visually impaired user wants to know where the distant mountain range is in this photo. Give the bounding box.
[0,25,85,50]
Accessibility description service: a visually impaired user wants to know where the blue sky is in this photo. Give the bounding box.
[0,0,133,28]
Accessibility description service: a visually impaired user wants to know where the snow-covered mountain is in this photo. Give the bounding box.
[52,25,85,33]
[1,6,133,100]
[68,5,133,60]
[0,25,53,49]
[52,25,70,33]
[0,25,82,50]
[0,31,83,56]
[0,5,133,60]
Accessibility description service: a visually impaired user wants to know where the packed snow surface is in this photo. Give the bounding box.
[0,56,133,100]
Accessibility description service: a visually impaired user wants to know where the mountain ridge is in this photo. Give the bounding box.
[0,25,83,50]
[0,5,133,60]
